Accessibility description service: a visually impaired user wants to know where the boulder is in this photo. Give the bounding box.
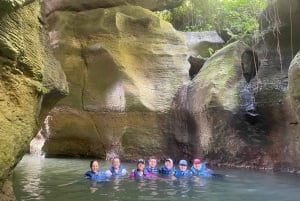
[282,52,300,171]
[288,52,300,118]
[181,31,224,57]
[41,5,189,159]
[171,41,273,167]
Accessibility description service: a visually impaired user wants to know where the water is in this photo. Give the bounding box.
[13,155,300,201]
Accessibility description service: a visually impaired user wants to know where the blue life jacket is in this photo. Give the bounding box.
[145,166,159,175]
[174,169,193,178]
[85,171,107,181]
[109,165,126,176]
[190,163,212,177]
[132,169,149,179]
[160,166,175,176]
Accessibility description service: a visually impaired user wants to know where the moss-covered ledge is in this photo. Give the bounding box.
[0,0,68,199]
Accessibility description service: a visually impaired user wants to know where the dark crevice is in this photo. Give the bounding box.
[188,56,206,80]
[241,49,260,83]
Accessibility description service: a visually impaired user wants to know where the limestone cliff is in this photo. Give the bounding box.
[0,0,68,199]
[41,4,189,159]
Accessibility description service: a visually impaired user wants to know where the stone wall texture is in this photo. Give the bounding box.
[0,0,68,199]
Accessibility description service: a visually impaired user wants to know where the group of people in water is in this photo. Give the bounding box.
[85,156,214,181]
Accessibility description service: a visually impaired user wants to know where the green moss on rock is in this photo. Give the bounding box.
[190,41,249,112]
[0,0,68,195]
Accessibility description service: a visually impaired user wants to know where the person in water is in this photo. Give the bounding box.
[85,160,108,181]
[160,158,176,176]
[145,156,159,175]
[174,160,193,178]
[190,158,213,177]
[105,157,128,177]
[130,159,152,179]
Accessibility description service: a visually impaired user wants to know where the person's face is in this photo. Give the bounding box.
[193,163,201,170]
[91,161,99,173]
[149,159,157,168]
[165,161,173,169]
[137,163,145,171]
[179,164,187,171]
[112,158,120,169]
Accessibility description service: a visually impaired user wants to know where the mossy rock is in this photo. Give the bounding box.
[189,41,249,112]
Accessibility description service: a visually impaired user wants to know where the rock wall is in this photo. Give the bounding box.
[44,0,184,16]
[41,3,189,159]
[253,0,300,171]
[0,0,68,199]
[169,0,300,172]
[2,3,300,200]
[171,41,272,167]
[39,0,300,173]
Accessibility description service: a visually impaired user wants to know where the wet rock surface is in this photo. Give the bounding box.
[0,0,68,199]
[41,4,189,159]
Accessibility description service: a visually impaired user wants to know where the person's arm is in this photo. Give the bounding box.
[129,169,135,179]
[85,171,92,179]
[105,169,112,177]
[121,168,128,176]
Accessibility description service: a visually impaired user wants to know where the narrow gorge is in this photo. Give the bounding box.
[1,0,300,199]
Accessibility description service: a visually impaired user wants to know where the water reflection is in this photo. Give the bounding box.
[19,156,45,200]
[191,176,207,188]
[175,178,191,197]
[111,178,121,191]
[147,179,158,196]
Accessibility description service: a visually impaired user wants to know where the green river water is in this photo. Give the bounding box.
[12,155,300,201]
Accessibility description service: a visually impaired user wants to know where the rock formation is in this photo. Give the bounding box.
[170,0,300,171]
[181,31,224,58]
[171,41,271,167]
[253,0,300,171]
[0,0,68,199]
[40,2,189,159]
[27,0,300,172]
[43,0,184,16]
[2,0,300,199]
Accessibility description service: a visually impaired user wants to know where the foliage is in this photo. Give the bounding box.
[157,0,267,37]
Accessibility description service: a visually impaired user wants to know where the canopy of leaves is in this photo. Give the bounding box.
[157,0,267,37]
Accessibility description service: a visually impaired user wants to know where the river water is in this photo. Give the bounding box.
[13,155,300,201]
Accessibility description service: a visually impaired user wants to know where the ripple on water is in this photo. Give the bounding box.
[13,155,300,201]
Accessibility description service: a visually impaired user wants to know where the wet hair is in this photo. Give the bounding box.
[112,157,120,165]
[90,160,98,168]
[149,156,157,160]
[137,159,145,164]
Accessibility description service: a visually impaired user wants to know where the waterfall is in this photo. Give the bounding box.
[30,131,45,156]
[29,115,52,156]
[240,84,258,116]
